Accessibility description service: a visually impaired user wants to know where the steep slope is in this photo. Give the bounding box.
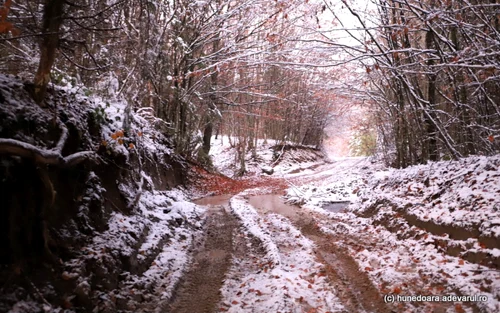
[0,75,202,313]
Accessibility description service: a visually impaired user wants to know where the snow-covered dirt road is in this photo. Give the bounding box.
[167,155,500,313]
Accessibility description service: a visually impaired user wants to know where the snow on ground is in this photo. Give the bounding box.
[357,156,500,238]
[286,157,379,205]
[284,155,500,313]
[219,190,344,313]
[209,135,325,178]
[64,184,205,312]
[230,192,281,267]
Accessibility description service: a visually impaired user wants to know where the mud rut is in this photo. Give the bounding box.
[165,205,237,313]
[294,214,391,313]
[163,160,483,313]
[252,198,392,313]
[165,195,395,313]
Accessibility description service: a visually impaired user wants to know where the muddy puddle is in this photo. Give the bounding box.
[248,194,299,218]
[322,201,350,213]
[193,194,232,207]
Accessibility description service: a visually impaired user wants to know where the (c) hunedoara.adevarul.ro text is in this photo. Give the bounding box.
[383,294,488,304]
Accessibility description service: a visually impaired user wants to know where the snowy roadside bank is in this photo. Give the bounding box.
[60,188,205,312]
[284,155,500,313]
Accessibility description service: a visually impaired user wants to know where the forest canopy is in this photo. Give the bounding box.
[0,0,498,168]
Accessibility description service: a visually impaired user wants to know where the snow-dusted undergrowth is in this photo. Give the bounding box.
[209,135,324,178]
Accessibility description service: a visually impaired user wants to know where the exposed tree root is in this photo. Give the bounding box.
[1,120,99,264]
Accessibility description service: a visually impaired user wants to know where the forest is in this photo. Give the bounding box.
[0,0,499,313]
[1,0,497,168]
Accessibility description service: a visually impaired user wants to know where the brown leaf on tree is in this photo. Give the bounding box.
[0,0,12,23]
[9,26,20,36]
[0,21,13,33]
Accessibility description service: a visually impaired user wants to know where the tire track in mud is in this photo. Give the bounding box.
[250,194,391,313]
[165,205,237,313]
[297,217,391,313]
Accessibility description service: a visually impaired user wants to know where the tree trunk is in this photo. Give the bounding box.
[202,120,213,154]
[33,0,65,105]
[425,29,438,161]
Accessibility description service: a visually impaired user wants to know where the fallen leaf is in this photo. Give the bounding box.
[62,297,72,309]
[61,271,75,281]
[13,265,21,275]
[455,303,465,313]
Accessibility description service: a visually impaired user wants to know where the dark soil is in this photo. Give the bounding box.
[165,205,237,313]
